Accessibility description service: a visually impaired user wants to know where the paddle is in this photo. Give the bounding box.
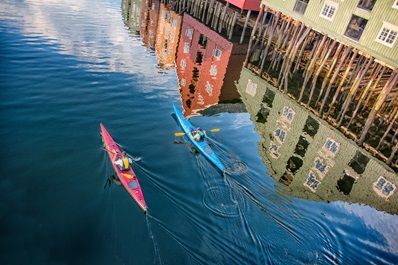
[102,147,141,162]
[174,128,220,137]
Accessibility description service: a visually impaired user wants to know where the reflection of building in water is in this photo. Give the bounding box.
[176,14,246,116]
[245,1,398,170]
[122,0,142,34]
[236,67,398,214]
[140,0,160,49]
[155,3,182,69]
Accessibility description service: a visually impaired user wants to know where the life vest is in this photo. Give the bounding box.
[122,157,130,170]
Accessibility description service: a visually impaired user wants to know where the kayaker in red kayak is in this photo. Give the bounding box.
[114,151,133,171]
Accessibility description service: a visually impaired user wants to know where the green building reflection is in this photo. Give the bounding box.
[236,67,398,214]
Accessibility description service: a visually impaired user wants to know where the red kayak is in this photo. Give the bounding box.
[100,123,147,213]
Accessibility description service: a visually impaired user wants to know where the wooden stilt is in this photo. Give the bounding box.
[387,140,398,165]
[229,12,237,40]
[336,57,374,126]
[244,5,265,66]
[325,50,359,117]
[347,64,383,128]
[358,72,398,145]
[377,108,398,150]
[240,10,252,44]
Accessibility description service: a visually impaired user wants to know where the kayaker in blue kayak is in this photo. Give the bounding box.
[114,151,133,171]
[191,128,206,142]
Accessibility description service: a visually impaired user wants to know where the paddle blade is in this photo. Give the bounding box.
[175,132,186,137]
[209,128,220,132]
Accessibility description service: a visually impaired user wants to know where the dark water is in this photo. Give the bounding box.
[0,0,397,264]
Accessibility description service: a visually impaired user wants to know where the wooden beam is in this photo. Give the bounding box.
[358,72,398,145]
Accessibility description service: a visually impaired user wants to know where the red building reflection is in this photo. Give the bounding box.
[140,0,160,49]
[176,14,246,116]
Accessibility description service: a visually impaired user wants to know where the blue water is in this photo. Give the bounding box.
[0,0,397,264]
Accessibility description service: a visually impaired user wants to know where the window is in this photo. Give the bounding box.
[323,138,340,155]
[197,93,204,105]
[213,48,222,60]
[357,0,376,12]
[293,0,309,15]
[209,64,218,77]
[198,34,207,48]
[313,157,330,178]
[205,81,213,96]
[246,79,257,97]
[281,106,295,123]
[344,15,368,41]
[376,22,398,48]
[180,78,186,87]
[304,171,321,192]
[186,28,193,40]
[274,128,287,144]
[320,0,338,21]
[394,0,398,10]
[180,58,186,70]
[269,141,280,159]
[195,52,203,64]
[373,176,396,199]
[183,42,190,54]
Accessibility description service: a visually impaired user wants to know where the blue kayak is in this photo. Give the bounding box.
[173,104,225,172]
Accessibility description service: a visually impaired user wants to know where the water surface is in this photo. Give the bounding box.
[0,0,397,264]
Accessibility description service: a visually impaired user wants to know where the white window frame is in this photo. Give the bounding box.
[183,42,190,54]
[320,0,338,21]
[186,28,193,40]
[393,0,398,10]
[322,137,340,156]
[213,47,222,60]
[281,106,295,124]
[373,176,396,199]
[375,22,398,48]
[246,79,257,97]
[304,171,321,192]
[273,128,287,144]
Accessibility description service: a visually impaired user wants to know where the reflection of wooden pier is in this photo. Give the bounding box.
[165,0,260,43]
[244,4,398,169]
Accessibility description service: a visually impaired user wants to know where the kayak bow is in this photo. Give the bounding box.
[100,123,147,213]
[172,104,225,172]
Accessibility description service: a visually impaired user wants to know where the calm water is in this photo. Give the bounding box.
[0,0,397,264]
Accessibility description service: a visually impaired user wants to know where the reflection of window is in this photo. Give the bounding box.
[180,59,186,70]
[209,64,218,77]
[282,106,295,123]
[197,93,204,105]
[373,176,396,199]
[213,48,222,60]
[180,78,186,87]
[320,0,338,21]
[304,171,321,192]
[323,138,340,155]
[205,81,213,96]
[313,157,330,178]
[246,79,257,97]
[183,42,190,54]
[161,10,166,19]
[172,19,177,28]
[186,28,193,39]
[198,34,207,48]
[269,141,280,159]
[274,128,286,144]
[344,15,368,41]
[376,22,398,48]
[394,0,398,10]
[357,0,376,11]
[293,0,309,15]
